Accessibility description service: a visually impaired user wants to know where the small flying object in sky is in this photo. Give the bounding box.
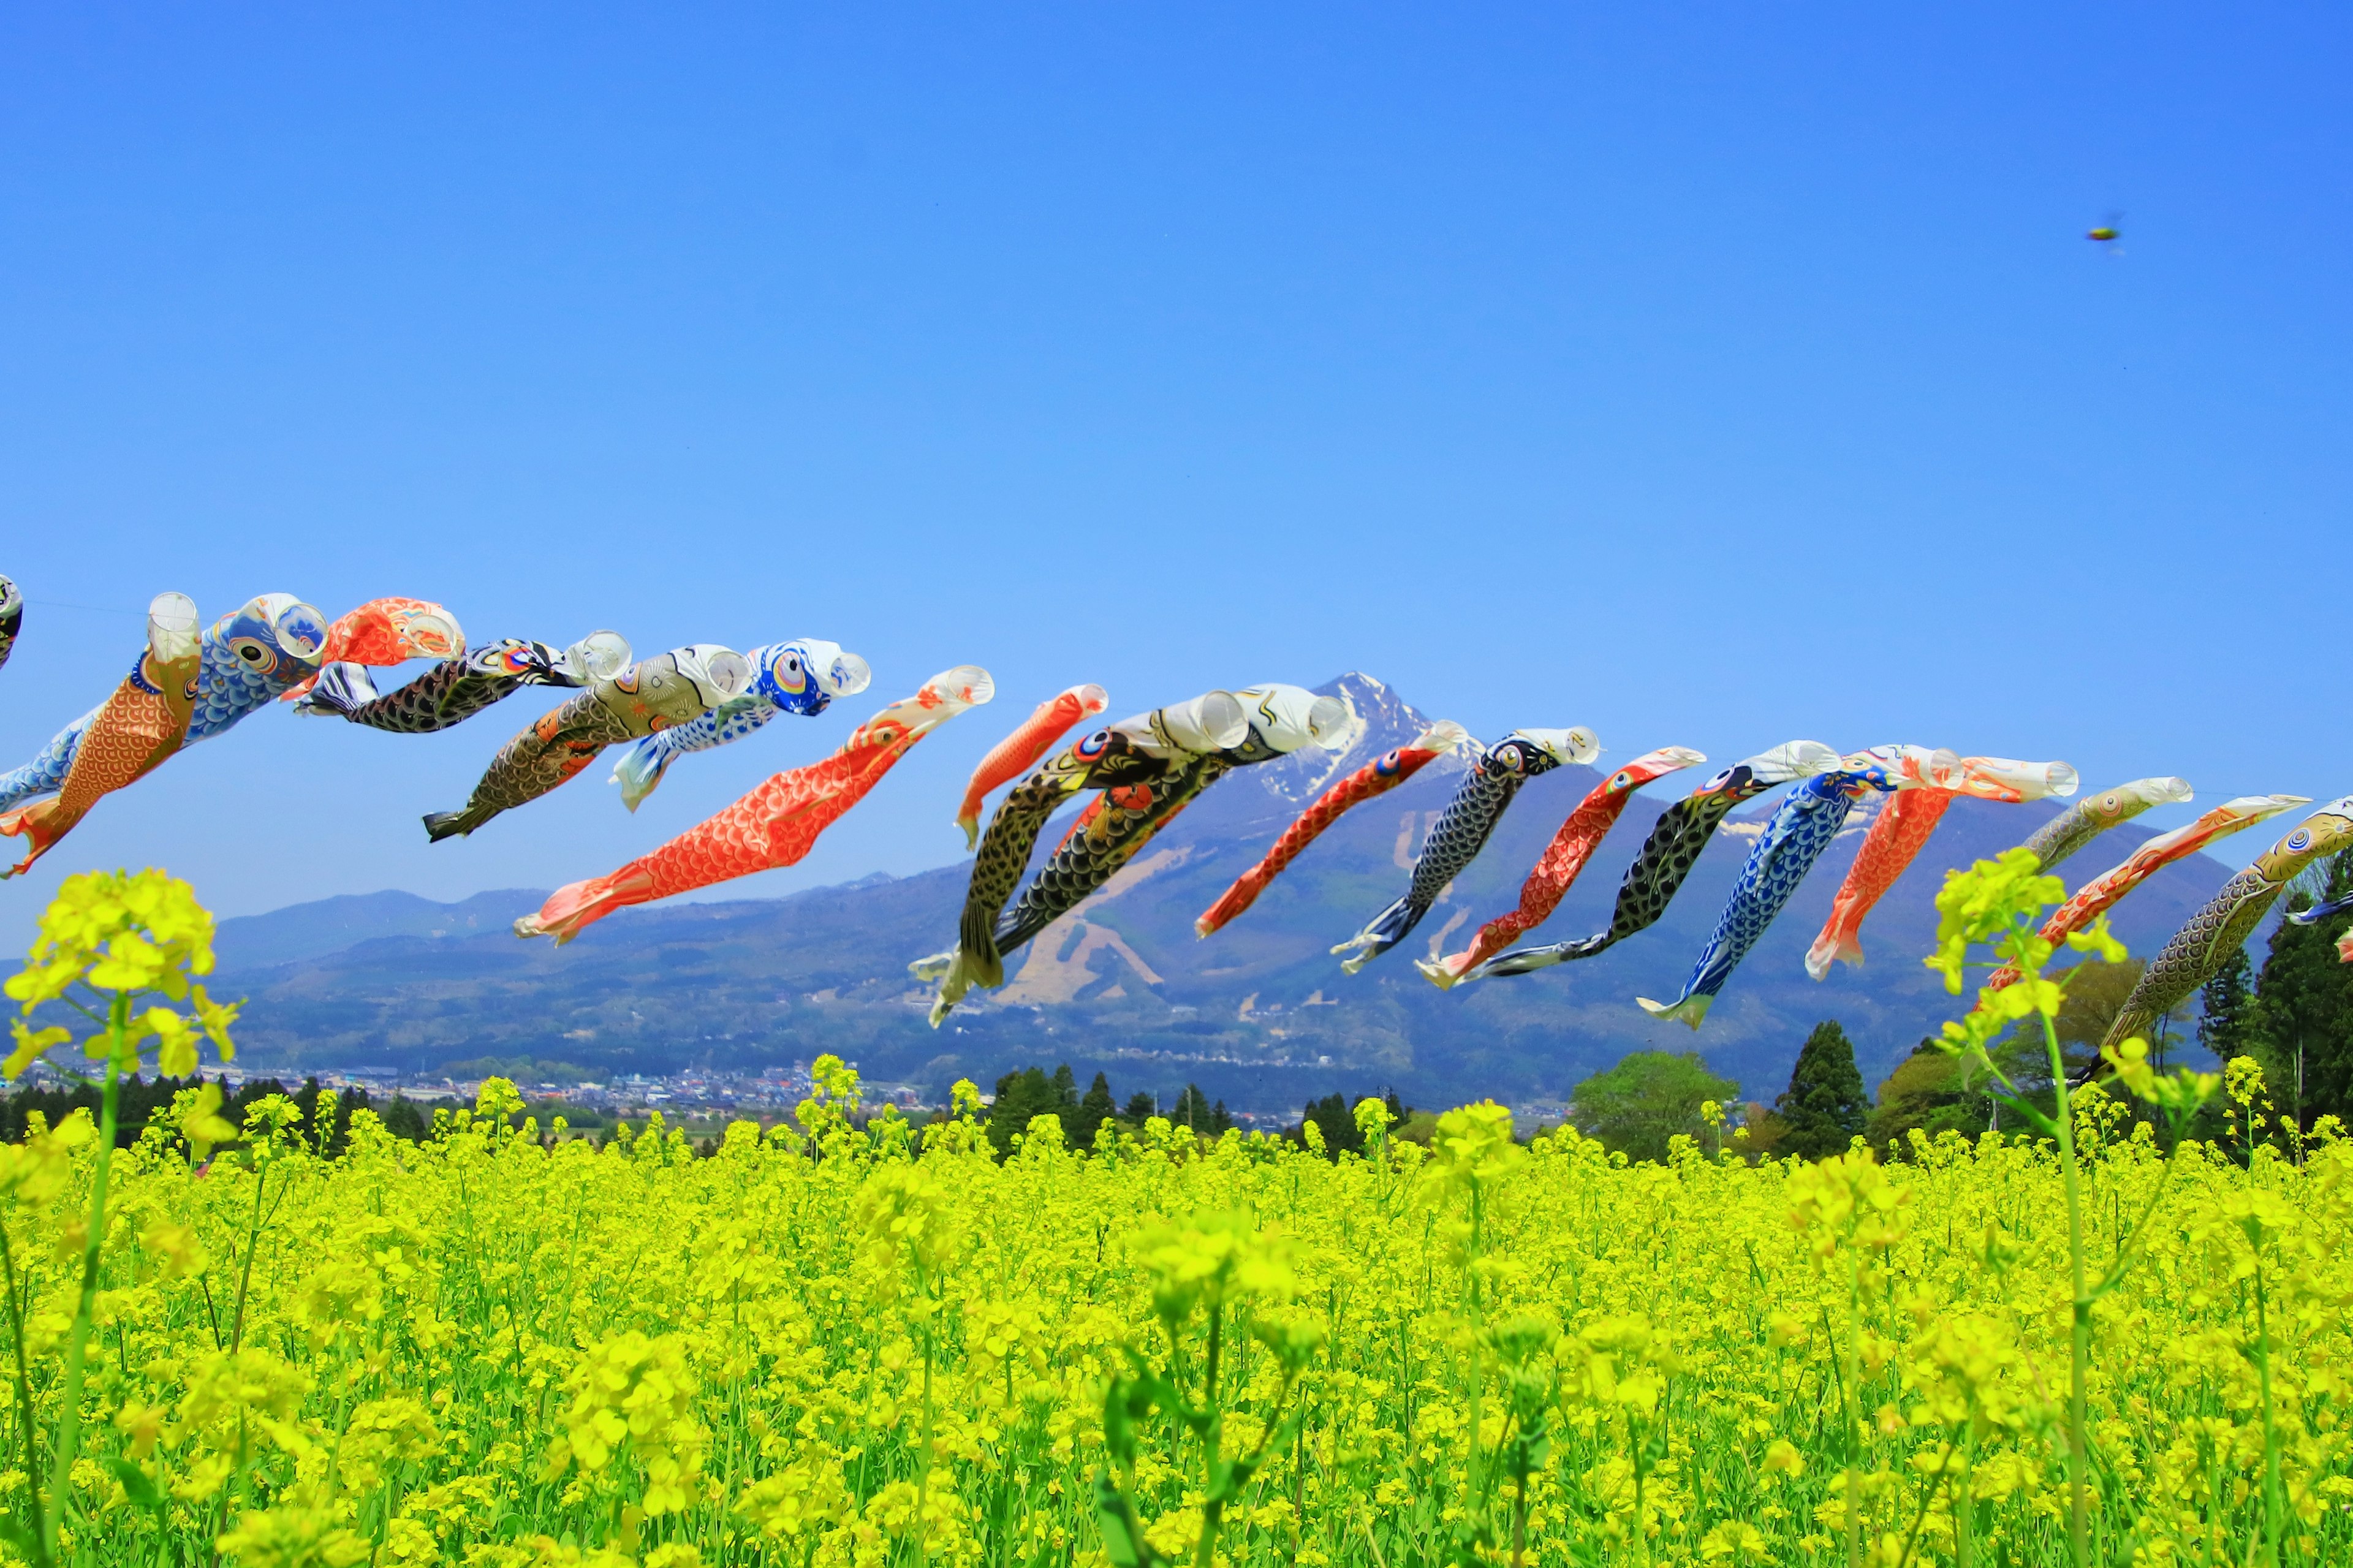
[2086,213,2123,244]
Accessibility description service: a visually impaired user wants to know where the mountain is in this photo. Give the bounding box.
[204,674,2239,1113]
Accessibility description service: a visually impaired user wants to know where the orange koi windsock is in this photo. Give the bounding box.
[517,667,993,945]
[1804,755,2078,980]
[279,597,466,702]
[0,594,203,877]
[954,683,1108,850]
[1195,722,1468,938]
[1979,793,2308,998]
[1420,746,1705,987]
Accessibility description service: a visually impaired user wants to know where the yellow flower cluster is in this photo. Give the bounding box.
[0,865,2344,1567]
[0,1080,2330,1566]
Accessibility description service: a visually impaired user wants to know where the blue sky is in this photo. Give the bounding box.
[1,4,2346,950]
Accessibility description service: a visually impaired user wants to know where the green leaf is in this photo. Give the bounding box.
[1094,1473,1157,1568]
[107,1457,165,1512]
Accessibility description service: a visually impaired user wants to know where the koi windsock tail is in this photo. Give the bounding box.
[1636,992,1711,1030]
[1332,896,1420,977]
[514,865,657,945]
[954,683,1107,850]
[422,807,488,844]
[294,662,379,719]
[0,800,67,879]
[1803,926,1865,983]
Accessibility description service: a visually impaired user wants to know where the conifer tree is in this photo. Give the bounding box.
[1073,1071,1117,1148]
[986,1065,1063,1157]
[1774,1020,1869,1160]
[1170,1083,1218,1135]
[2253,849,2353,1131]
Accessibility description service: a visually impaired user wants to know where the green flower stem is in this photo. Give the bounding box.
[0,1223,47,1567]
[42,991,124,1565]
[2252,1242,2282,1567]
[2036,994,2090,1568]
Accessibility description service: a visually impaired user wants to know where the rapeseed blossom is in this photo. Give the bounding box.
[0,873,2343,1566]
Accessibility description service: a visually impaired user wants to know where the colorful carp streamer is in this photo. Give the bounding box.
[955,684,1112,850]
[278,598,465,703]
[986,686,1349,968]
[1196,721,1469,938]
[423,645,751,843]
[1803,756,2079,981]
[299,634,632,733]
[2098,797,2353,1055]
[0,593,331,813]
[0,594,202,877]
[1462,741,1841,983]
[0,575,20,673]
[1980,794,2307,998]
[517,667,992,945]
[611,640,874,811]
[1637,746,1960,1029]
[916,689,1250,1011]
[2018,776,2194,873]
[1332,726,1601,976]
[1420,746,1707,988]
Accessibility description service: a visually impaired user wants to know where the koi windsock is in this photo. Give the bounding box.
[987,685,1347,961]
[423,645,750,842]
[1635,746,1958,1029]
[955,684,1110,849]
[2097,797,2353,1057]
[1197,720,1469,938]
[1460,741,1840,983]
[919,686,1345,1026]
[1421,747,1705,988]
[1803,756,2078,981]
[0,594,202,877]
[299,634,631,733]
[278,597,465,702]
[2,593,328,814]
[1332,727,1600,977]
[0,575,20,673]
[1977,794,2307,999]
[517,666,993,945]
[911,689,1248,1013]
[2017,776,2194,874]
[610,640,872,811]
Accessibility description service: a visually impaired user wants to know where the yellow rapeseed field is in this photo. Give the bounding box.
[0,865,2348,1568]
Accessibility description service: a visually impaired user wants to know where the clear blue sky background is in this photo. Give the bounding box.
[1,4,2346,952]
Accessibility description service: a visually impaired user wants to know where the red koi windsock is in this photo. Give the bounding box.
[517,667,993,945]
[1806,756,2078,980]
[954,684,1108,850]
[279,597,466,702]
[1195,722,1468,938]
[1422,747,1705,987]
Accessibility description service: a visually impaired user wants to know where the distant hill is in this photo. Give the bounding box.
[207,674,2240,1114]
